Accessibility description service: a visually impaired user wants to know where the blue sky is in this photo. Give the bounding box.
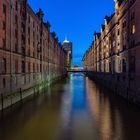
[28,0,114,66]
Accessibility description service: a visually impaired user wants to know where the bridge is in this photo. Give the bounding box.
[67,70,87,73]
[67,66,88,73]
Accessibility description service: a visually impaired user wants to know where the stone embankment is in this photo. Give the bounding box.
[86,71,140,105]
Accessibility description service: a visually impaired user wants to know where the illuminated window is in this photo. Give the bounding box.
[132,25,136,34]
[113,41,116,47]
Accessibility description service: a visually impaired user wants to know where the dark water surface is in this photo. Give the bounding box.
[0,73,140,140]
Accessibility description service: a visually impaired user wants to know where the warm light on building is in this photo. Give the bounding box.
[82,0,140,102]
[132,25,136,34]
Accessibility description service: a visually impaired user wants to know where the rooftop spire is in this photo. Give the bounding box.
[63,35,70,43]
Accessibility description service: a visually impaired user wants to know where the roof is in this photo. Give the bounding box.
[63,37,70,44]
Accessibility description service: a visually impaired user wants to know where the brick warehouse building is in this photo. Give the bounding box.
[83,0,140,104]
[0,0,67,109]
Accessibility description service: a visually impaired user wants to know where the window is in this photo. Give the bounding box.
[3,38,6,49]
[113,41,116,47]
[3,4,6,14]
[2,58,6,74]
[15,43,18,52]
[15,60,18,73]
[15,1,18,11]
[132,25,136,34]
[130,40,135,48]
[33,50,35,58]
[129,56,135,73]
[21,35,25,45]
[123,20,126,28]
[28,27,30,36]
[33,75,35,80]
[22,60,25,73]
[122,59,127,73]
[28,15,30,23]
[33,21,35,28]
[3,21,6,30]
[33,63,35,72]
[131,11,135,21]
[3,78,6,88]
[15,15,18,25]
[21,23,25,32]
[28,48,30,56]
[15,29,18,38]
[132,40,135,47]
[33,41,35,48]
[40,64,42,72]
[117,29,120,35]
[28,37,30,45]
[132,11,135,20]
[28,62,30,73]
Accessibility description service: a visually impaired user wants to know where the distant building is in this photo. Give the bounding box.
[62,37,72,70]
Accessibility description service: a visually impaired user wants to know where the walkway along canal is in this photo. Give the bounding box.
[0,73,140,140]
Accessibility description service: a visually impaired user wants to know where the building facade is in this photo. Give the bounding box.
[0,0,67,109]
[62,38,72,70]
[83,0,140,103]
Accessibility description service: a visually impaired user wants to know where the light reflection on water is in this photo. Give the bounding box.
[0,73,140,140]
[86,77,123,140]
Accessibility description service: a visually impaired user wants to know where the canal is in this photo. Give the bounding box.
[0,73,140,140]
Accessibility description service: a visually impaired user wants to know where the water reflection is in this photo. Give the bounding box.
[86,77,123,140]
[1,74,140,140]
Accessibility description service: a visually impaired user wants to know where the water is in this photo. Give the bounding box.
[0,73,140,140]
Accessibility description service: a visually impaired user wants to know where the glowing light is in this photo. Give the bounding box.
[132,25,136,34]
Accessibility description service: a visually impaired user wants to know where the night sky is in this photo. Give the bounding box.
[28,0,114,66]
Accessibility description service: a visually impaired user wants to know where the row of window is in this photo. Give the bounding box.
[28,15,40,32]
[1,75,36,89]
[0,58,54,74]
[86,56,136,74]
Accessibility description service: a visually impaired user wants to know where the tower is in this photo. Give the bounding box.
[62,37,72,70]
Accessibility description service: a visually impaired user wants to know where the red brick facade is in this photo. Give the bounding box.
[0,0,67,96]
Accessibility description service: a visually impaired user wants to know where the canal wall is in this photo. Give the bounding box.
[86,71,140,105]
[0,75,66,111]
